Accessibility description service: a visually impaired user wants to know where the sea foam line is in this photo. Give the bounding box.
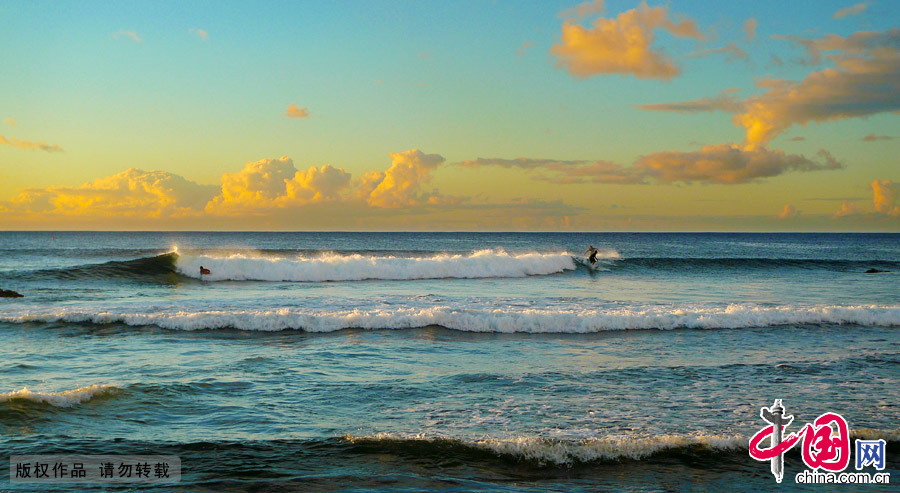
[341,433,747,464]
[2,304,899,332]
[1,384,119,407]
[174,249,585,282]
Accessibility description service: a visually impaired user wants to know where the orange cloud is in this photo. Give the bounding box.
[639,29,900,147]
[0,135,63,152]
[634,145,841,184]
[871,179,900,216]
[3,118,14,126]
[3,168,216,218]
[551,1,702,80]
[833,3,869,19]
[777,204,799,219]
[862,133,892,141]
[745,18,758,41]
[284,103,310,118]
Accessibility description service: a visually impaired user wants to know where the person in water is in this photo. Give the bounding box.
[585,245,599,264]
[200,265,211,275]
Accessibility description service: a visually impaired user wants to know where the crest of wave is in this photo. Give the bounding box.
[1,384,119,407]
[175,249,582,282]
[342,433,747,465]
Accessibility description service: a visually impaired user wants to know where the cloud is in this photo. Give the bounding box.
[862,133,893,141]
[206,149,454,212]
[737,28,900,146]
[0,135,63,152]
[4,168,217,218]
[833,200,859,218]
[637,88,742,113]
[777,204,799,219]
[365,149,452,207]
[4,118,14,126]
[551,1,703,80]
[689,42,748,62]
[284,103,310,118]
[633,145,841,184]
[114,30,141,43]
[787,136,806,141]
[833,3,869,19]
[745,18,758,41]
[190,28,208,41]
[206,157,352,212]
[460,157,643,185]
[642,29,900,147]
[560,0,605,19]
[463,146,839,186]
[871,179,900,216]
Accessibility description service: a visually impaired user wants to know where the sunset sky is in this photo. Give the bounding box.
[1,0,899,231]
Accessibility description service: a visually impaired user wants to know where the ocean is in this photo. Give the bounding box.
[1,232,898,491]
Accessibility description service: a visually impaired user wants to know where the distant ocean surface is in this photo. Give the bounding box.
[1,232,898,491]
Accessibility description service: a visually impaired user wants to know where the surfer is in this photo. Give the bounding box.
[200,265,211,276]
[584,245,599,265]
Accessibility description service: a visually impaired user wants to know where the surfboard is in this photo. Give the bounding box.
[575,256,601,271]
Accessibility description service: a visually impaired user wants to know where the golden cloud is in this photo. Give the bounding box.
[0,135,63,152]
[3,168,217,218]
[551,1,702,80]
[777,204,799,219]
[640,28,900,147]
[284,103,310,118]
[872,179,900,216]
[205,157,352,213]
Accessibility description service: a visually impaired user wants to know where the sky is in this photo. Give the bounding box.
[1,0,899,231]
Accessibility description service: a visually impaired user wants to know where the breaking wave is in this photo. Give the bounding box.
[1,384,119,407]
[175,249,582,282]
[340,433,747,465]
[340,429,900,465]
[3,304,899,332]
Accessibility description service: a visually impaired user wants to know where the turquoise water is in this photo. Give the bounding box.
[1,232,898,491]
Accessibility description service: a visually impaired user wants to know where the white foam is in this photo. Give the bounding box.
[1,384,118,407]
[3,304,899,332]
[175,249,578,282]
[342,433,747,464]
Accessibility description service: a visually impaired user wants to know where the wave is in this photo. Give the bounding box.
[3,304,899,332]
[1,384,119,407]
[340,429,900,465]
[6,253,181,281]
[341,433,746,465]
[175,249,582,282]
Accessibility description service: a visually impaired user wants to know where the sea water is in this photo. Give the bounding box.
[1,232,898,491]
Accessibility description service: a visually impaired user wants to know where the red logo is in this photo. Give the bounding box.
[749,400,851,483]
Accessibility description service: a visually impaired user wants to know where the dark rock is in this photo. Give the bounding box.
[865,268,889,274]
[0,289,23,298]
